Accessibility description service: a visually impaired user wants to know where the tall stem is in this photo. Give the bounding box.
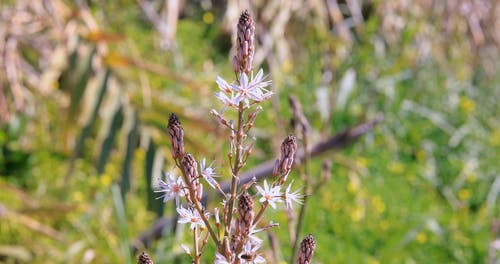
[253,201,269,225]
[290,136,311,263]
[193,228,199,264]
[225,102,245,237]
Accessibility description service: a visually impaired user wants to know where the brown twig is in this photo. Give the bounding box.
[131,114,383,253]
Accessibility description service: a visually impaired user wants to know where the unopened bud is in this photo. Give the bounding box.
[234,10,255,75]
[272,159,280,177]
[296,234,316,264]
[236,192,254,237]
[137,252,154,264]
[167,113,185,160]
[181,153,202,200]
[278,135,297,184]
[182,153,198,183]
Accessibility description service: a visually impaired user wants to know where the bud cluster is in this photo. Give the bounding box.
[273,135,298,184]
[297,234,316,264]
[233,10,255,75]
[137,252,154,264]
[167,113,185,159]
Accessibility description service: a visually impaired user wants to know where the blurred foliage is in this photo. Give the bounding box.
[0,0,499,263]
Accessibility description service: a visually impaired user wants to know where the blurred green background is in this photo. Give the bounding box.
[0,0,499,263]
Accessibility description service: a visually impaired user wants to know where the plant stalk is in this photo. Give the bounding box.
[224,102,245,238]
[290,135,311,263]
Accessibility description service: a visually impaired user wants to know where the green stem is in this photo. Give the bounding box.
[193,228,199,264]
[225,102,245,238]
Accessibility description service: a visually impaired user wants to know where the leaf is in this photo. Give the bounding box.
[120,110,139,198]
[111,184,133,264]
[96,103,123,174]
[68,47,95,118]
[64,70,110,184]
[144,136,164,216]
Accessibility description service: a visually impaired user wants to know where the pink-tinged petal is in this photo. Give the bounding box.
[216,76,232,93]
[239,72,249,88]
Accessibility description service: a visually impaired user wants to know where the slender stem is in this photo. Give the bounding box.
[224,102,245,236]
[253,201,269,225]
[194,200,219,247]
[290,136,311,263]
[193,228,199,264]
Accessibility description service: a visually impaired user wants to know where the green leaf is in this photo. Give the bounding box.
[111,184,133,264]
[96,104,123,174]
[144,136,164,216]
[64,70,110,184]
[120,110,139,198]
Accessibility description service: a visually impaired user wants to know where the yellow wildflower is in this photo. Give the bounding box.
[388,161,404,174]
[416,232,427,244]
[458,188,471,201]
[372,196,386,214]
[459,96,476,113]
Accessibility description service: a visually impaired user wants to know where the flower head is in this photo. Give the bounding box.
[284,181,303,210]
[177,207,209,231]
[200,158,220,189]
[215,69,272,109]
[255,180,282,209]
[154,172,185,207]
[232,69,272,107]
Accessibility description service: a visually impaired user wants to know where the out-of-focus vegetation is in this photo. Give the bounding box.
[0,0,499,263]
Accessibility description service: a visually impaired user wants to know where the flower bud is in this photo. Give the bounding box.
[236,192,254,237]
[167,113,185,160]
[278,135,297,184]
[137,252,154,264]
[296,234,316,264]
[234,10,255,75]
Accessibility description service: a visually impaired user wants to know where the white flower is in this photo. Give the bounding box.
[214,252,232,264]
[214,69,272,108]
[231,69,272,107]
[200,158,220,189]
[255,180,282,209]
[154,172,185,207]
[284,181,303,210]
[177,207,207,231]
[238,241,266,263]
